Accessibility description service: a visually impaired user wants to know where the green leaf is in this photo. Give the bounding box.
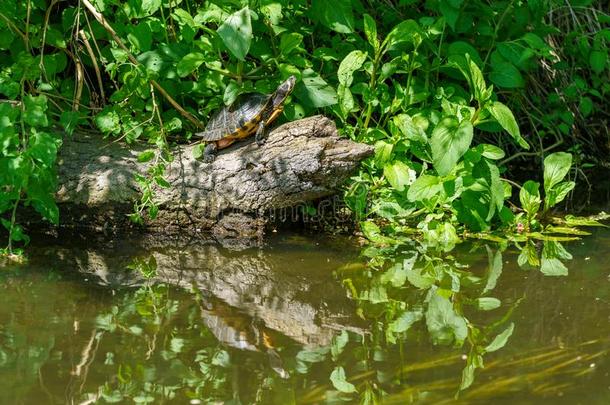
[546,181,575,209]
[380,263,407,287]
[579,97,594,117]
[279,32,303,56]
[384,20,422,50]
[294,69,337,107]
[426,289,468,346]
[407,174,442,202]
[60,111,79,136]
[363,14,379,50]
[137,150,155,163]
[95,108,121,135]
[311,0,354,34]
[483,246,503,293]
[476,297,501,311]
[360,221,396,245]
[127,22,152,52]
[331,330,348,361]
[338,50,367,87]
[487,102,528,149]
[176,52,205,77]
[330,366,357,393]
[589,50,607,74]
[430,117,473,176]
[44,27,67,48]
[393,114,427,143]
[479,144,505,160]
[23,95,49,127]
[27,131,60,167]
[485,323,514,352]
[386,308,423,344]
[520,180,541,216]
[217,7,252,61]
[489,62,525,88]
[543,152,572,193]
[383,161,414,192]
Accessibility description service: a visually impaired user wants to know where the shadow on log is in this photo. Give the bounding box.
[52,115,373,240]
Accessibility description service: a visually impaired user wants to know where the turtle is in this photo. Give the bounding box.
[195,75,297,162]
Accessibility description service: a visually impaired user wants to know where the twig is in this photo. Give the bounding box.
[79,29,106,104]
[80,0,204,129]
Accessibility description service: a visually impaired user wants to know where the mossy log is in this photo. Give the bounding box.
[50,116,373,239]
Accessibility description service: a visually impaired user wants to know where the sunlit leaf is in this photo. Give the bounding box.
[330,366,357,393]
[430,116,473,176]
[217,7,252,61]
[487,102,528,149]
[485,323,514,352]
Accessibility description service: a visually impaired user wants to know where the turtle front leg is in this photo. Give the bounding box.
[203,142,218,163]
[255,121,266,146]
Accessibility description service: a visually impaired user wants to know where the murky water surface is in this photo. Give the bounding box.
[1,230,609,404]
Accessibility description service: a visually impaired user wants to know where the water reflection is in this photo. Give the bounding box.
[0,231,608,403]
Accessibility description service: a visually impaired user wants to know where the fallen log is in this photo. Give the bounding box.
[52,115,373,239]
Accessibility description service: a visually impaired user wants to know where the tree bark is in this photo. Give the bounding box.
[52,116,373,239]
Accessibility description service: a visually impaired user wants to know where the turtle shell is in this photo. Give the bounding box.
[197,93,272,142]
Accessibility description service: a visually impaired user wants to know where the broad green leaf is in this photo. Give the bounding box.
[127,22,152,52]
[479,144,505,160]
[331,330,348,360]
[95,108,121,135]
[380,263,407,287]
[27,131,60,167]
[294,69,337,107]
[60,111,79,136]
[543,152,572,193]
[137,150,155,163]
[338,50,367,87]
[476,297,501,311]
[483,246,503,293]
[426,289,468,346]
[217,7,252,61]
[383,161,414,192]
[519,180,541,216]
[518,241,540,267]
[485,323,514,352]
[487,102,528,149]
[430,117,473,176]
[439,1,461,30]
[489,62,524,88]
[407,174,442,202]
[44,27,67,48]
[384,20,422,50]
[23,95,49,127]
[540,255,568,276]
[297,347,329,363]
[393,114,427,143]
[330,366,357,393]
[546,181,575,209]
[363,14,379,50]
[177,52,205,77]
[386,308,423,344]
[589,50,607,74]
[311,0,354,34]
[360,221,395,245]
[279,32,303,56]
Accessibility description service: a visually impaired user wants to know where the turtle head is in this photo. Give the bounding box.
[271,75,296,107]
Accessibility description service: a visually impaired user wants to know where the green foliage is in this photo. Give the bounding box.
[0,0,607,254]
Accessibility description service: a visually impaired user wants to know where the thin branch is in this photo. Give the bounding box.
[78,29,106,104]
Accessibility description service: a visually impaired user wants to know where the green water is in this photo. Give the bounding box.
[0,230,609,404]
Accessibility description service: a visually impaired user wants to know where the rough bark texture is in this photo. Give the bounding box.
[53,115,372,238]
